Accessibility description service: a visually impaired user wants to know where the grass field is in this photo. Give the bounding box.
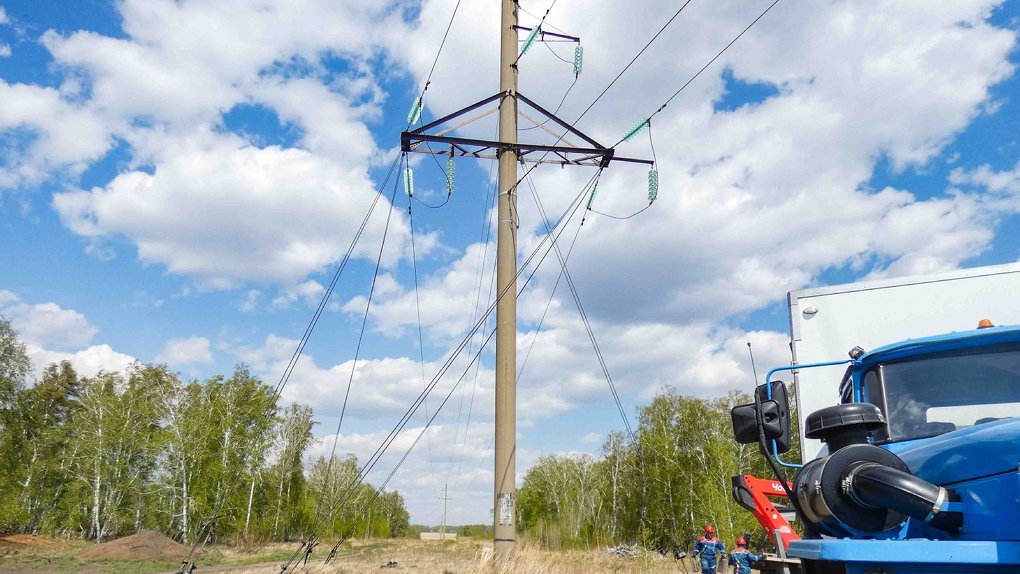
[0,535,710,574]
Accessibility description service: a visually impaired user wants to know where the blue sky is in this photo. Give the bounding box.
[1,0,1019,524]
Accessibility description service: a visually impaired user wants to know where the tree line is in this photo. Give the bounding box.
[0,317,408,543]
[518,388,800,552]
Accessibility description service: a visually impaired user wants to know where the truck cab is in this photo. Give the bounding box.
[841,322,1020,447]
[734,322,1020,574]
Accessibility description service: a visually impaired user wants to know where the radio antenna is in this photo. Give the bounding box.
[747,341,761,387]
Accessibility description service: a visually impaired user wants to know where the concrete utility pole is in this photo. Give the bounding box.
[399,3,649,564]
[494,0,519,562]
[440,483,450,538]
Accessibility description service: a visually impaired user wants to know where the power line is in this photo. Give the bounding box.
[313,150,403,531]
[574,0,696,124]
[525,172,635,441]
[519,5,568,35]
[449,127,500,489]
[176,154,403,573]
[271,155,400,400]
[414,0,464,114]
[512,0,561,67]
[407,172,438,498]
[613,0,783,147]
[516,197,586,384]
[327,169,596,539]
[278,170,602,571]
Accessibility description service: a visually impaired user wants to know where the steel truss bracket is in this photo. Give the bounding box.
[400,91,652,168]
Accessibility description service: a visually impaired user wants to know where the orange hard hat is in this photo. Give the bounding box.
[704,525,715,534]
[737,537,747,546]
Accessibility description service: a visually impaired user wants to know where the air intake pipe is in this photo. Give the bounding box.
[844,461,962,533]
[793,404,962,537]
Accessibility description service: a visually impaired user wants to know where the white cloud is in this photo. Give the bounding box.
[950,161,1020,195]
[26,343,136,379]
[0,291,98,349]
[6,0,428,289]
[348,242,497,341]
[0,7,7,25]
[0,81,112,189]
[0,291,135,378]
[272,280,325,309]
[0,44,11,58]
[239,290,262,313]
[39,0,402,125]
[383,0,1018,335]
[53,134,411,288]
[156,336,213,365]
[227,333,493,423]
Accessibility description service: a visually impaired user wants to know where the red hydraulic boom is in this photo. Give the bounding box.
[731,474,800,551]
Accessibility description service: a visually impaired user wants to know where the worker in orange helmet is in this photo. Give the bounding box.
[692,524,726,573]
[728,537,763,574]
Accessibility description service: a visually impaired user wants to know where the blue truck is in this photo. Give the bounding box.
[732,319,1020,573]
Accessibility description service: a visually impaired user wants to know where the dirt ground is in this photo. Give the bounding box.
[0,535,711,574]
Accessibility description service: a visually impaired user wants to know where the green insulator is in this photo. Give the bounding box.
[647,169,658,202]
[404,164,414,197]
[573,45,584,77]
[407,97,422,125]
[622,119,649,142]
[521,26,540,56]
[445,156,455,194]
[585,182,599,210]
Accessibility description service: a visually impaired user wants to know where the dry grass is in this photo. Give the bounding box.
[0,536,706,573]
[210,538,701,574]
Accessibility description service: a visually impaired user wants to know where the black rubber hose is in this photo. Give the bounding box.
[848,462,962,533]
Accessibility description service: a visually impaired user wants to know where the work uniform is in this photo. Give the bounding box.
[728,547,762,574]
[693,535,726,573]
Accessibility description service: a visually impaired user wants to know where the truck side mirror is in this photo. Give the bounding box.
[730,381,793,454]
[731,400,782,444]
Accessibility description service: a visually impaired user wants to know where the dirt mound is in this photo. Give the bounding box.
[2,534,55,546]
[0,537,23,557]
[79,530,188,562]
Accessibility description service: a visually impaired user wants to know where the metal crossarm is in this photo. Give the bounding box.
[400,91,653,167]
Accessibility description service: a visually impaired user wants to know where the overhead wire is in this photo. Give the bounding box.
[279,169,603,572]
[415,0,464,111]
[524,172,635,440]
[312,150,403,533]
[452,127,501,485]
[332,169,596,532]
[186,4,469,568]
[174,154,403,574]
[336,192,588,540]
[271,155,400,399]
[573,0,695,125]
[515,191,587,383]
[612,0,783,147]
[518,5,569,35]
[508,0,696,201]
[276,0,769,558]
[512,0,561,67]
[542,40,574,64]
[406,162,438,498]
[518,75,578,132]
[362,192,591,519]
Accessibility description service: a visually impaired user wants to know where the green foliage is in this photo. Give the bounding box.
[517,388,778,551]
[0,321,408,544]
[456,524,493,538]
[0,316,31,402]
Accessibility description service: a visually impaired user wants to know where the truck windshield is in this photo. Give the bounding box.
[866,345,1020,442]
